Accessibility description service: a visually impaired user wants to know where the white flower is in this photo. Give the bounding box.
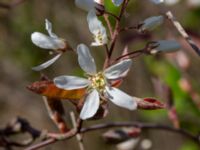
[87,10,108,46]
[54,44,137,120]
[31,19,67,71]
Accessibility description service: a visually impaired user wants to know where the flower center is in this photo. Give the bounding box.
[89,72,106,92]
[94,30,104,44]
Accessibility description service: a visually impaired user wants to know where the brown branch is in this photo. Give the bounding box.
[103,14,114,37]
[26,121,200,150]
[81,122,199,143]
[25,138,56,150]
[109,0,129,57]
[115,49,144,61]
[165,11,200,56]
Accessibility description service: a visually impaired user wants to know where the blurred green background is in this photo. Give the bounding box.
[0,0,200,149]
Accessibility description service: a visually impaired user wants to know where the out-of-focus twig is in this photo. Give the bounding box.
[152,78,180,128]
[166,11,200,56]
[26,121,200,150]
[165,87,180,128]
[0,117,41,149]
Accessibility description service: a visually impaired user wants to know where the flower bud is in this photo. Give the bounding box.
[139,16,164,32]
[149,40,181,54]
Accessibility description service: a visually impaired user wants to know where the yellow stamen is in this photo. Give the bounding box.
[88,72,106,92]
[94,30,103,44]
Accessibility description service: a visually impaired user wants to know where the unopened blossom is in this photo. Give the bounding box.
[31,19,69,71]
[139,16,164,32]
[87,10,108,46]
[149,40,181,54]
[54,44,137,120]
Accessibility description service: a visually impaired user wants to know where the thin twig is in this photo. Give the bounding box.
[103,14,113,37]
[115,49,144,61]
[25,138,56,150]
[70,112,85,150]
[120,25,138,33]
[108,0,129,61]
[165,11,200,56]
[43,96,69,133]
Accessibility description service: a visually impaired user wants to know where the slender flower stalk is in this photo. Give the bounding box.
[54,44,137,120]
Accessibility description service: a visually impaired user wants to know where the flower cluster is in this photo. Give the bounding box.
[30,0,181,120]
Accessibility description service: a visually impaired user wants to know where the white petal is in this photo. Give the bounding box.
[80,89,100,120]
[112,0,123,6]
[106,87,137,110]
[104,59,132,80]
[87,10,108,46]
[87,10,102,33]
[31,32,66,50]
[54,76,90,90]
[45,19,58,38]
[75,0,95,11]
[32,53,62,71]
[77,44,96,74]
